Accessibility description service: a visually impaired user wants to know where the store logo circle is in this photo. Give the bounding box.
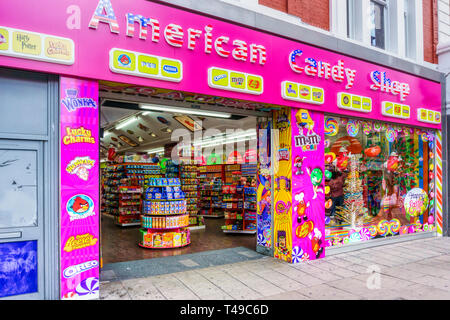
[66,194,95,221]
[118,54,132,68]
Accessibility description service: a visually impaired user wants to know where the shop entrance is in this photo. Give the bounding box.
[98,82,270,266]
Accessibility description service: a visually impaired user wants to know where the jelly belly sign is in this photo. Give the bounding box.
[0,0,441,129]
[60,77,99,300]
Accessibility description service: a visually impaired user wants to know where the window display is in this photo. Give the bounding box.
[324,116,436,247]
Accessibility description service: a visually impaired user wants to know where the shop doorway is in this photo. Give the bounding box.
[98,83,269,266]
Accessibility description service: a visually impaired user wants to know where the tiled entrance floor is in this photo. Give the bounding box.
[101,214,256,264]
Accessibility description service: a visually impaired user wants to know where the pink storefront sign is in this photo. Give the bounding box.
[0,0,442,129]
[60,77,99,300]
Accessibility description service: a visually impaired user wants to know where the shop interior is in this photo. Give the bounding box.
[99,93,262,264]
[323,116,437,247]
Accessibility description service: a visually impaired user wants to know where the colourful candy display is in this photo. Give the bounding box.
[325,118,339,137]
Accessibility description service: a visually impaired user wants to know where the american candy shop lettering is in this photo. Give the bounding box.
[89,0,267,65]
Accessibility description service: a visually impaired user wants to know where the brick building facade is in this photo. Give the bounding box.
[256,0,445,65]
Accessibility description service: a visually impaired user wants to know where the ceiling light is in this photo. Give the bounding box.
[140,104,232,119]
[116,117,137,130]
[147,147,165,154]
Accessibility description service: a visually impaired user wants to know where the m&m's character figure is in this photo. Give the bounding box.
[294,156,306,175]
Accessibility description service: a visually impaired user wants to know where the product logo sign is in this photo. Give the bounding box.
[118,53,132,68]
[61,89,98,112]
[278,148,290,161]
[63,260,99,279]
[63,127,96,145]
[162,65,178,73]
[0,28,8,51]
[12,31,41,55]
[63,233,98,252]
[213,74,227,82]
[66,156,96,181]
[45,37,73,61]
[66,194,95,221]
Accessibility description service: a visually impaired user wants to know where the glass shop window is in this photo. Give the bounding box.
[324,116,436,247]
[370,0,386,50]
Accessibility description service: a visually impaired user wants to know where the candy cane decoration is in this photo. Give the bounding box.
[435,130,443,236]
[249,44,267,65]
[89,0,120,33]
[232,39,248,61]
[164,23,183,47]
[204,25,213,54]
[187,28,202,50]
[214,36,230,57]
[126,13,156,40]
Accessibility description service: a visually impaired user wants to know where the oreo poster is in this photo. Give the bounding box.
[60,77,99,299]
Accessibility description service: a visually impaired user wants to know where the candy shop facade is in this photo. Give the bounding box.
[0,0,445,300]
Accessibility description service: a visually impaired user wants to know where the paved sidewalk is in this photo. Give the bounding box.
[100,237,450,300]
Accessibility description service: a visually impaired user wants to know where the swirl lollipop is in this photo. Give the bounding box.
[359,228,371,241]
[420,132,429,142]
[373,122,382,132]
[346,120,360,137]
[292,246,304,264]
[75,277,99,297]
[362,122,372,135]
[388,219,401,235]
[377,220,389,237]
[386,127,397,142]
[325,118,339,137]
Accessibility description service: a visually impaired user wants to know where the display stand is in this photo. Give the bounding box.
[221,168,257,234]
[180,164,203,227]
[139,178,191,249]
[116,185,143,226]
[199,165,224,218]
[101,162,162,227]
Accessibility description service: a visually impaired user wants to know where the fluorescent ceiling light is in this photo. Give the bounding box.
[140,104,232,119]
[116,117,137,130]
[193,130,256,147]
[147,147,164,154]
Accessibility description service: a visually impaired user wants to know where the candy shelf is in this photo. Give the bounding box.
[198,165,224,218]
[221,184,257,234]
[139,178,191,249]
[101,162,162,227]
[115,185,143,227]
[180,164,203,227]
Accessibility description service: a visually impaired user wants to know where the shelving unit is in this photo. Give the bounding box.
[139,178,191,249]
[199,165,224,218]
[102,162,161,227]
[180,164,203,227]
[221,167,257,234]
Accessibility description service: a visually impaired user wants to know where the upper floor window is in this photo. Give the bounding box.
[369,0,387,49]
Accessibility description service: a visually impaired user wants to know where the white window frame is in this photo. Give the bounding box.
[331,0,425,63]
